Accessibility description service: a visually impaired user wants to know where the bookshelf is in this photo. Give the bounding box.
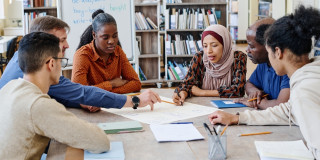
[257,0,286,20]
[228,0,248,41]
[163,0,228,86]
[22,0,59,35]
[134,0,162,86]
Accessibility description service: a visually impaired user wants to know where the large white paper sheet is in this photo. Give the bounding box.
[104,96,219,124]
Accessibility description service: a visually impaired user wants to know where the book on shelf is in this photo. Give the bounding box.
[167,61,190,80]
[168,61,180,80]
[139,66,147,81]
[166,0,182,3]
[231,1,238,13]
[166,34,201,55]
[166,7,219,30]
[259,1,272,17]
[230,27,238,40]
[135,12,158,30]
[24,0,56,7]
[230,14,238,26]
[24,11,47,34]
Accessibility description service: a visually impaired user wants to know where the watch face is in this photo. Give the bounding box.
[132,96,140,103]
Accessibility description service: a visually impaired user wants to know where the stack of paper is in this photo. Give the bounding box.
[150,124,204,142]
[98,121,143,134]
[255,140,314,160]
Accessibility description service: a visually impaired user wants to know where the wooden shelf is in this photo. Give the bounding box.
[24,7,57,10]
[141,79,163,83]
[135,3,158,7]
[136,29,159,33]
[166,29,205,32]
[139,54,160,58]
[167,55,194,58]
[166,2,227,6]
[165,80,185,83]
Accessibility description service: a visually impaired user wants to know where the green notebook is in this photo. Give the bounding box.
[97,121,143,134]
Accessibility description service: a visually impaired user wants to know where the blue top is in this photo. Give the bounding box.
[0,51,127,109]
[249,63,290,100]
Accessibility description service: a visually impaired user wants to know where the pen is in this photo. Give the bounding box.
[247,94,269,102]
[237,131,272,137]
[220,124,228,136]
[117,130,144,134]
[128,93,175,105]
[203,123,213,135]
[177,92,184,106]
[170,122,193,124]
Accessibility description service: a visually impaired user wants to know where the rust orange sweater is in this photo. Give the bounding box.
[72,41,141,94]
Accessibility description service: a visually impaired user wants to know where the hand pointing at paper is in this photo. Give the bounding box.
[208,110,239,125]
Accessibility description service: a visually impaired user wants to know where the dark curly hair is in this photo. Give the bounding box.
[265,5,320,56]
[255,24,272,45]
[77,9,121,49]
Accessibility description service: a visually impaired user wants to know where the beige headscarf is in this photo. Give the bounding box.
[201,24,234,90]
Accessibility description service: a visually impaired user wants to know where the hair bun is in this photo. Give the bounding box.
[292,5,320,40]
[92,9,105,19]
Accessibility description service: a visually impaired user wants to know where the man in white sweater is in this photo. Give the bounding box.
[208,6,320,159]
[0,32,110,159]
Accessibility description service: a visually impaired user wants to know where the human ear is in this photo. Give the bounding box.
[274,47,283,60]
[92,31,96,39]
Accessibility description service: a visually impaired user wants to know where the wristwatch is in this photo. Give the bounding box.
[132,96,140,109]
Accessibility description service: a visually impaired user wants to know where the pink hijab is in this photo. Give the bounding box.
[201,24,234,90]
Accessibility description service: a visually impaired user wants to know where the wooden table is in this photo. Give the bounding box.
[46,88,303,160]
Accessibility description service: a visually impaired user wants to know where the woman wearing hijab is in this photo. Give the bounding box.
[173,24,247,106]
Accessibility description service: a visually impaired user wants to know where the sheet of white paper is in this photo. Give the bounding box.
[84,142,125,160]
[104,96,219,124]
[255,140,314,160]
[150,124,204,142]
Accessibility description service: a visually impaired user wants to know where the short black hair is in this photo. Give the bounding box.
[18,32,60,73]
[265,5,320,56]
[255,24,272,45]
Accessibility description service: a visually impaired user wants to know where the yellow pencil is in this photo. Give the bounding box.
[220,124,228,136]
[161,100,175,105]
[247,94,269,102]
[237,131,272,137]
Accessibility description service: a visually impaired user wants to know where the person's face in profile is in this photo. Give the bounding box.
[246,29,268,64]
[48,28,69,56]
[203,35,224,64]
[93,24,118,55]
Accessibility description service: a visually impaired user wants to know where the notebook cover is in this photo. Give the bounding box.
[210,100,247,108]
[98,121,143,134]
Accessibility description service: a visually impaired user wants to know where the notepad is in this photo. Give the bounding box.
[255,140,314,160]
[97,121,143,134]
[210,100,247,108]
[84,141,125,160]
[150,124,204,142]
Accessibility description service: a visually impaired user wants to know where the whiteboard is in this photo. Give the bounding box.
[59,0,135,64]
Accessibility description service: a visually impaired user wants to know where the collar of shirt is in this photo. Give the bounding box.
[89,40,120,64]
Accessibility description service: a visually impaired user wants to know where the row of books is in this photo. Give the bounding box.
[165,34,203,55]
[164,7,220,30]
[166,0,182,3]
[24,12,47,34]
[23,0,56,7]
[135,12,158,30]
[167,61,190,80]
[230,27,238,40]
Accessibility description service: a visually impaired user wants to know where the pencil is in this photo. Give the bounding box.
[162,100,175,105]
[247,94,269,102]
[237,131,272,137]
[220,124,228,136]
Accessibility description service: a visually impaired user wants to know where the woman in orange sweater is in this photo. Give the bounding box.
[72,12,141,94]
